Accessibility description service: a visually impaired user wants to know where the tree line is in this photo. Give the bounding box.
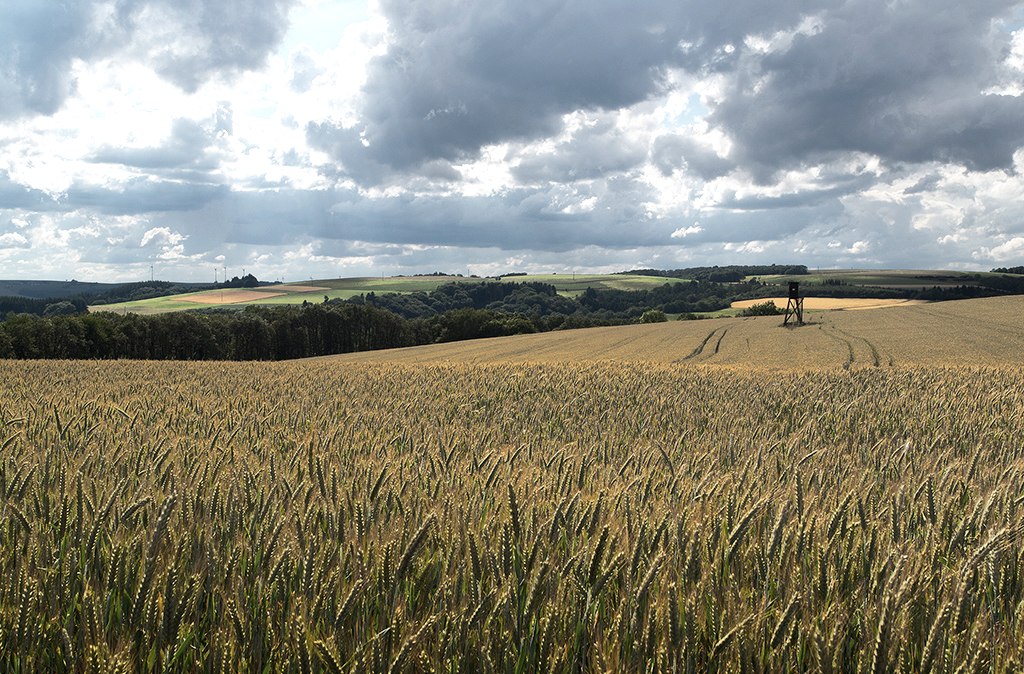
[0,304,411,360]
[620,264,809,282]
[0,278,752,360]
[4,275,1024,361]
[352,279,778,319]
[0,275,268,321]
[0,301,564,361]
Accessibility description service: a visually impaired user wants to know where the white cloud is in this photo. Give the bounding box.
[1,0,1024,281]
[724,240,768,254]
[937,233,968,245]
[671,224,703,238]
[986,237,1024,261]
[0,232,29,246]
[140,227,184,247]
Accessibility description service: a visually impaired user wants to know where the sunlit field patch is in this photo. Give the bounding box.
[730,297,925,311]
[179,289,288,304]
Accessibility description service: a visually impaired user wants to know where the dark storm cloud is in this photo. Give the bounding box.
[0,0,297,119]
[143,180,668,252]
[310,0,1024,185]
[512,117,647,184]
[307,123,393,185]
[713,0,1024,177]
[0,1,97,118]
[311,0,819,183]
[301,189,844,262]
[64,178,228,215]
[5,175,989,277]
[717,175,878,211]
[118,0,297,92]
[90,118,220,171]
[137,176,837,256]
[676,201,843,246]
[903,174,943,196]
[321,198,658,250]
[650,134,734,180]
[0,171,56,210]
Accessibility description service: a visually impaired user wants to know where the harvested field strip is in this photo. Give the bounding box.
[275,284,331,292]
[731,297,924,310]
[179,289,287,303]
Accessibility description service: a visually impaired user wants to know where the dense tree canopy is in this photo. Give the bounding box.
[3,275,1024,361]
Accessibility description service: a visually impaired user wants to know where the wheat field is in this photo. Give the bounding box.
[324,295,1024,369]
[2,353,1023,672]
[729,298,923,311]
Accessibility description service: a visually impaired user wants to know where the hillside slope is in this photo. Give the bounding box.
[90,273,683,314]
[324,295,1024,368]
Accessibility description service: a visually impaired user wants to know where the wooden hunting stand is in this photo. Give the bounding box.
[783,281,804,326]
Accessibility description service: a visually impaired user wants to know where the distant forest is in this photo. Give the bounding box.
[3,269,1024,361]
[620,264,809,282]
[0,274,266,321]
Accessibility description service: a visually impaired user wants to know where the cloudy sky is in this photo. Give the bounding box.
[2,0,1024,282]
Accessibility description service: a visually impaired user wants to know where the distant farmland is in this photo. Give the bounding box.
[749,268,1007,288]
[90,274,687,314]
[730,297,924,311]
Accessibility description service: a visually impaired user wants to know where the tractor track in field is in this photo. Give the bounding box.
[712,328,729,355]
[830,325,883,367]
[681,327,723,361]
[819,325,856,369]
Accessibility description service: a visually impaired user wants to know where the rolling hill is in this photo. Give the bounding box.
[322,295,1024,369]
[0,279,207,300]
[89,273,687,314]
[748,268,1011,288]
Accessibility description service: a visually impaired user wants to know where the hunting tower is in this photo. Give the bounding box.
[783,281,804,326]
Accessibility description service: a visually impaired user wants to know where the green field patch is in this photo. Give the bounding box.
[247,288,369,304]
[310,275,489,293]
[90,292,222,315]
[503,273,686,296]
[90,273,684,314]
[749,269,990,288]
